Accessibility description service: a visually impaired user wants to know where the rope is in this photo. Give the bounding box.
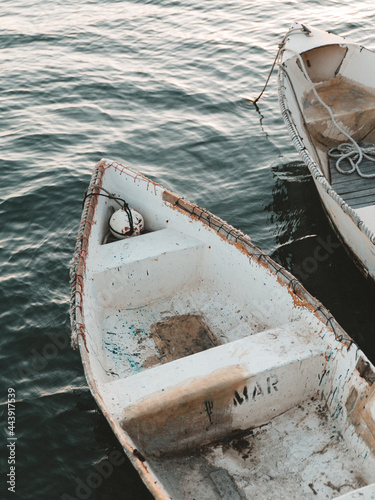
[283,47,375,179]
[279,69,375,245]
[84,184,134,235]
[249,48,281,105]
[249,25,311,105]
[328,143,375,178]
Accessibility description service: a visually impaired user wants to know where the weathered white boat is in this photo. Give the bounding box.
[70,159,375,499]
[278,23,375,280]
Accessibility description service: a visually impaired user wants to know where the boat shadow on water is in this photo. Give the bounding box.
[267,160,375,362]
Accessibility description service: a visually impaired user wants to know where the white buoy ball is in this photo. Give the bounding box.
[109,208,144,239]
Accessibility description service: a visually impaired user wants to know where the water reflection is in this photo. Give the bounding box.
[266,160,375,361]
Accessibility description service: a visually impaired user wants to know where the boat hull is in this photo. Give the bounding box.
[315,176,375,277]
[70,159,375,499]
[278,23,375,280]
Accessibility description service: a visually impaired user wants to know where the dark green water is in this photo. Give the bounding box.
[1,1,375,499]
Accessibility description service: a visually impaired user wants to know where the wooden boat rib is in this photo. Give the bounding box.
[70,159,375,499]
[278,22,375,280]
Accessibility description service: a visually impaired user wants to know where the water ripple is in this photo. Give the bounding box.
[2,1,375,498]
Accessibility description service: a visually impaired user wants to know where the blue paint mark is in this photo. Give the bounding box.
[331,404,343,419]
[123,352,142,373]
[330,387,338,405]
[319,370,327,386]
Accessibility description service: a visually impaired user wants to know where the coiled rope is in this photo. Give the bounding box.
[284,47,375,179]
[253,24,375,178]
[328,143,375,178]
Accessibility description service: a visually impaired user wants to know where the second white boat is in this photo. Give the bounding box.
[278,22,375,280]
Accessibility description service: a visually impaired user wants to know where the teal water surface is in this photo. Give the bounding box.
[2,1,375,499]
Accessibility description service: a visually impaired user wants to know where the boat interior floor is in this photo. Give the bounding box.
[301,74,375,209]
[147,397,368,500]
[101,288,268,380]
[329,153,375,209]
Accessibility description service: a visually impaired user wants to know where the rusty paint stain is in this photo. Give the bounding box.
[121,366,247,457]
[324,479,367,493]
[72,165,105,352]
[143,314,220,369]
[308,483,318,495]
[345,387,358,416]
[346,381,375,454]
[356,357,375,386]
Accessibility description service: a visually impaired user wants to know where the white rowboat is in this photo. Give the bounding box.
[278,23,375,280]
[70,159,375,499]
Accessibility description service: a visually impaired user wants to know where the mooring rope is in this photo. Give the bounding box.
[253,24,375,179]
[249,49,281,105]
[249,25,311,104]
